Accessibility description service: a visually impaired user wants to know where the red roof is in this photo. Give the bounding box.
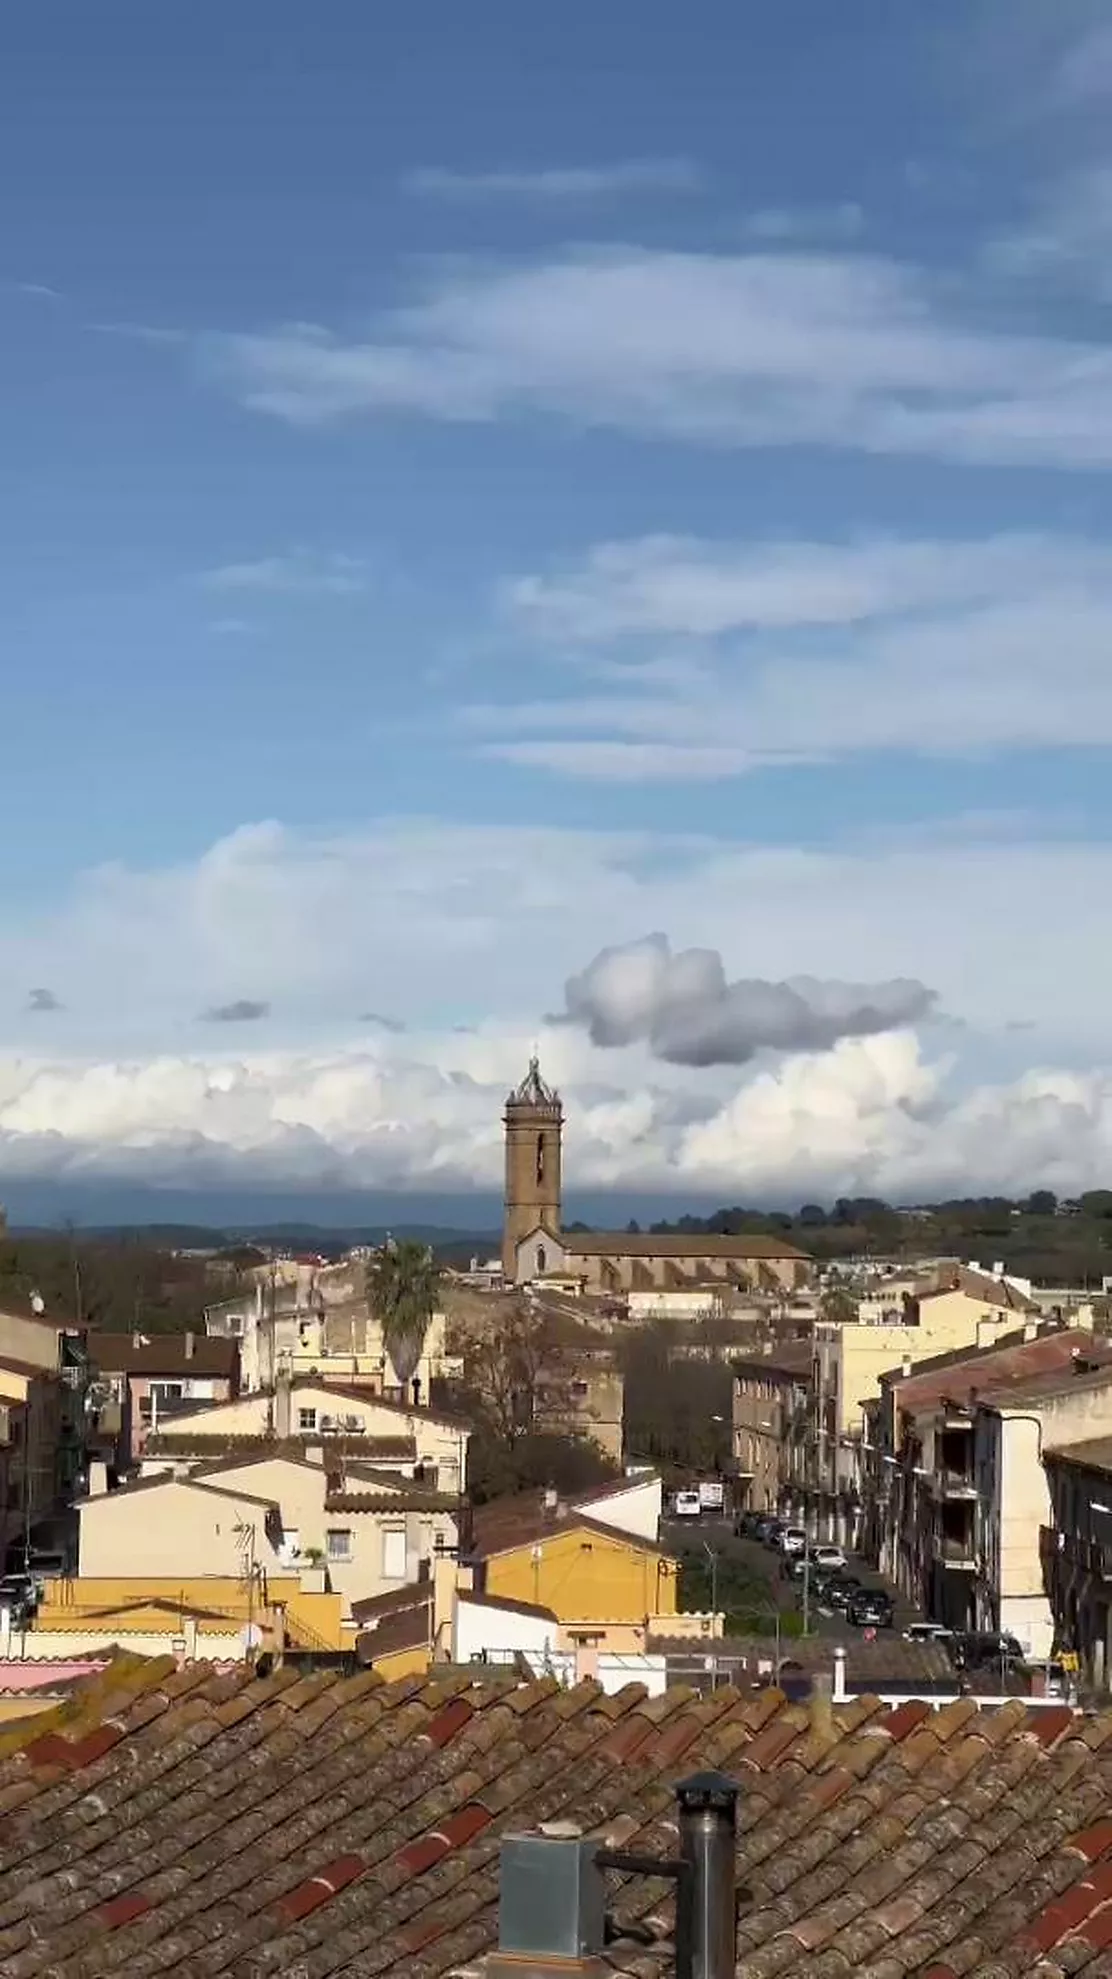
[1,1661,1112,1973]
[889,1327,1108,1415]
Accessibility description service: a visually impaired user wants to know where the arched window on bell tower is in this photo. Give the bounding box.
[536,1132,545,1184]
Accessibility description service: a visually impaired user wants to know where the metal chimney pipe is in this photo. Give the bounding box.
[675,1769,739,1979]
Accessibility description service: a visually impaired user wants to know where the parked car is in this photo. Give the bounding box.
[752,1514,776,1543]
[778,1525,807,1556]
[734,1511,761,1538]
[849,1589,894,1629]
[810,1543,847,1572]
[760,1517,785,1547]
[903,1621,952,1644]
[825,1576,863,1612]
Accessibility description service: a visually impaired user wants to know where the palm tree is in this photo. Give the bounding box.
[365,1239,440,1391]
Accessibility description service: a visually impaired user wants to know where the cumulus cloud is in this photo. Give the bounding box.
[211,246,1112,468]
[2,815,1112,1060]
[558,935,936,1067]
[401,160,702,200]
[26,989,62,1014]
[201,999,270,1025]
[1,1032,1112,1203]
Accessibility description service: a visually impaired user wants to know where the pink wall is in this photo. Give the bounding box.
[0,1659,109,1689]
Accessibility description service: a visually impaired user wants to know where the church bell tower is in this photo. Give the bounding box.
[502,1056,563,1281]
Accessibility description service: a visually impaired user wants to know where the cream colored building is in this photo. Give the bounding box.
[139,1378,470,1495]
[76,1451,458,1613]
[977,1360,1112,1658]
[205,1278,459,1400]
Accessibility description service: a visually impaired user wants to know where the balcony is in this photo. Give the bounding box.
[937,1469,978,1500]
[938,1533,977,1569]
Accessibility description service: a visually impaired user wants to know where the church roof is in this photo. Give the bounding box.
[564,1230,809,1261]
[505,1055,561,1108]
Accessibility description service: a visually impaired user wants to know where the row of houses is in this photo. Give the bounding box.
[734,1263,1112,1683]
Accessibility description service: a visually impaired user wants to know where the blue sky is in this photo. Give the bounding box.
[5,0,1112,1208]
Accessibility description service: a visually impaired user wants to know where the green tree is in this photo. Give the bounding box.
[365,1238,440,1388]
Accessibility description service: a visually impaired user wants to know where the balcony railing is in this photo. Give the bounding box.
[937,1470,978,1500]
[938,1534,977,1567]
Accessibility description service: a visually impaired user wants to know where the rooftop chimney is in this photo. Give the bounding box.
[184,1331,195,1361]
[492,1772,740,1979]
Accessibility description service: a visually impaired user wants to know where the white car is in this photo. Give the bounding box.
[810,1544,847,1571]
[903,1621,952,1643]
[779,1526,807,1556]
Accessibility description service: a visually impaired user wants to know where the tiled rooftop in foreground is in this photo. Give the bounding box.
[1,1656,1112,1974]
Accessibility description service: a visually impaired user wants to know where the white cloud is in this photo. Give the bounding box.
[3,1029,1112,1201]
[559,934,935,1065]
[213,246,1112,467]
[200,551,366,594]
[1,815,1112,1195]
[504,531,1107,640]
[478,529,1112,778]
[401,160,702,200]
[6,815,1112,1054]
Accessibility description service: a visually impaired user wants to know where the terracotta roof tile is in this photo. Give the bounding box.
[0,1660,1109,1974]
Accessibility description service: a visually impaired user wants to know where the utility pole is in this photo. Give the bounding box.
[702,1540,718,1619]
[801,1546,811,1636]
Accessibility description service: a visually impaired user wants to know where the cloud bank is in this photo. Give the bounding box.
[0,814,1111,1202]
[559,935,936,1066]
[1,1030,1112,1204]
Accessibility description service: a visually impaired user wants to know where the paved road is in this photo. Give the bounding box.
[662,1517,922,1639]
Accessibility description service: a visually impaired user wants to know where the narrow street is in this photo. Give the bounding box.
[662,1517,922,1639]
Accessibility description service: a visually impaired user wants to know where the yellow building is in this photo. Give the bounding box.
[469,1492,678,1647]
[14,1574,346,1661]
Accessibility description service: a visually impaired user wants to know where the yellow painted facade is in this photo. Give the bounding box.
[32,1575,347,1652]
[483,1524,678,1628]
[367,1642,431,1681]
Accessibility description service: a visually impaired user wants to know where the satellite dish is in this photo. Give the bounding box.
[30,1292,44,1315]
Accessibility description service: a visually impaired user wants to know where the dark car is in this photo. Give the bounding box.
[950,1630,1025,1672]
[760,1517,785,1546]
[849,1589,894,1628]
[751,1514,775,1543]
[825,1575,863,1612]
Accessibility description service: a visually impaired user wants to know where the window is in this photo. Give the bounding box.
[536,1244,547,1274]
[571,1380,589,1397]
[298,1408,317,1432]
[382,1527,407,1579]
[326,1528,352,1562]
[151,1382,184,1404]
[536,1132,545,1183]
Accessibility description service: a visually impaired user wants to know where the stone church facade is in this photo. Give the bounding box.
[501,1058,809,1296]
